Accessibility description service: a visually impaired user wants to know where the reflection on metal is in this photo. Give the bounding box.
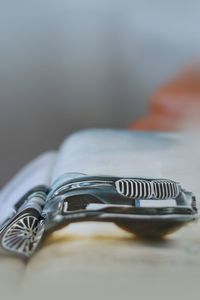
[53,180,113,196]
[1,215,44,258]
[0,174,198,259]
[115,179,180,199]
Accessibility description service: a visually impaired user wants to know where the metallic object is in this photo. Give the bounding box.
[43,174,198,236]
[0,174,198,259]
[0,188,47,258]
[115,179,180,199]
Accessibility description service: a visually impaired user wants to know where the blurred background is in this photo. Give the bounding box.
[1,0,200,186]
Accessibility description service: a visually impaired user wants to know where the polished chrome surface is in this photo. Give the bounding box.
[53,180,113,196]
[0,190,47,258]
[1,215,44,258]
[115,179,180,199]
[0,175,196,259]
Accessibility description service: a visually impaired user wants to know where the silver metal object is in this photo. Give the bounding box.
[43,174,198,238]
[1,215,44,258]
[0,189,47,258]
[115,179,180,199]
[0,174,198,259]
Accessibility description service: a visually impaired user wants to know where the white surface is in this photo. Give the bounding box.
[0,152,56,224]
[136,199,177,208]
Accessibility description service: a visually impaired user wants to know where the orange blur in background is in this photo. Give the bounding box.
[130,64,200,131]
